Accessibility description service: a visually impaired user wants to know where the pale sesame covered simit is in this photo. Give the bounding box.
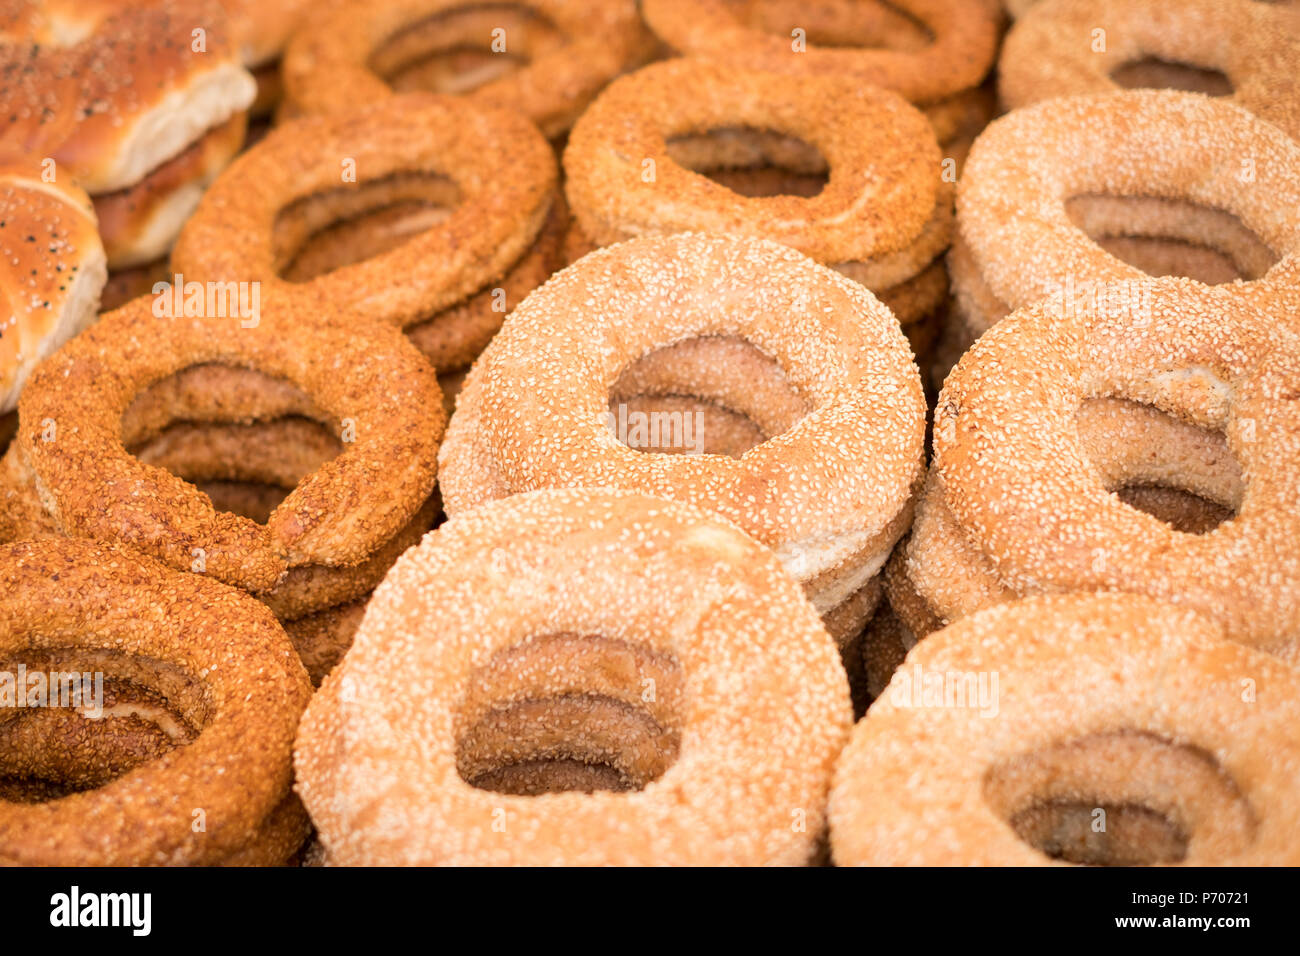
[294,488,852,866]
[438,233,927,628]
[922,277,1300,652]
[831,594,1300,866]
[1000,0,1300,141]
[956,90,1300,333]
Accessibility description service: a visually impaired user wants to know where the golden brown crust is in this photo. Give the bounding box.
[931,279,1300,649]
[172,93,557,332]
[564,59,939,263]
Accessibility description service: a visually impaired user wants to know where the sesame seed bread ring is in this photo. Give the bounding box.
[830,594,1300,866]
[171,93,556,335]
[18,293,443,593]
[642,0,999,105]
[92,113,247,271]
[294,489,852,866]
[932,278,1300,650]
[0,537,310,866]
[564,59,938,263]
[1000,0,1300,140]
[438,233,927,599]
[957,91,1300,326]
[0,0,256,195]
[281,0,653,138]
[0,160,107,415]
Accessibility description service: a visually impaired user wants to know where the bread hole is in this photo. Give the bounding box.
[745,0,934,51]
[455,633,684,795]
[0,648,204,803]
[1074,398,1241,534]
[273,172,461,281]
[1110,57,1233,97]
[667,127,829,198]
[1065,195,1277,284]
[984,730,1255,865]
[369,3,562,95]
[196,480,294,525]
[1114,484,1234,535]
[122,365,343,525]
[608,335,811,458]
